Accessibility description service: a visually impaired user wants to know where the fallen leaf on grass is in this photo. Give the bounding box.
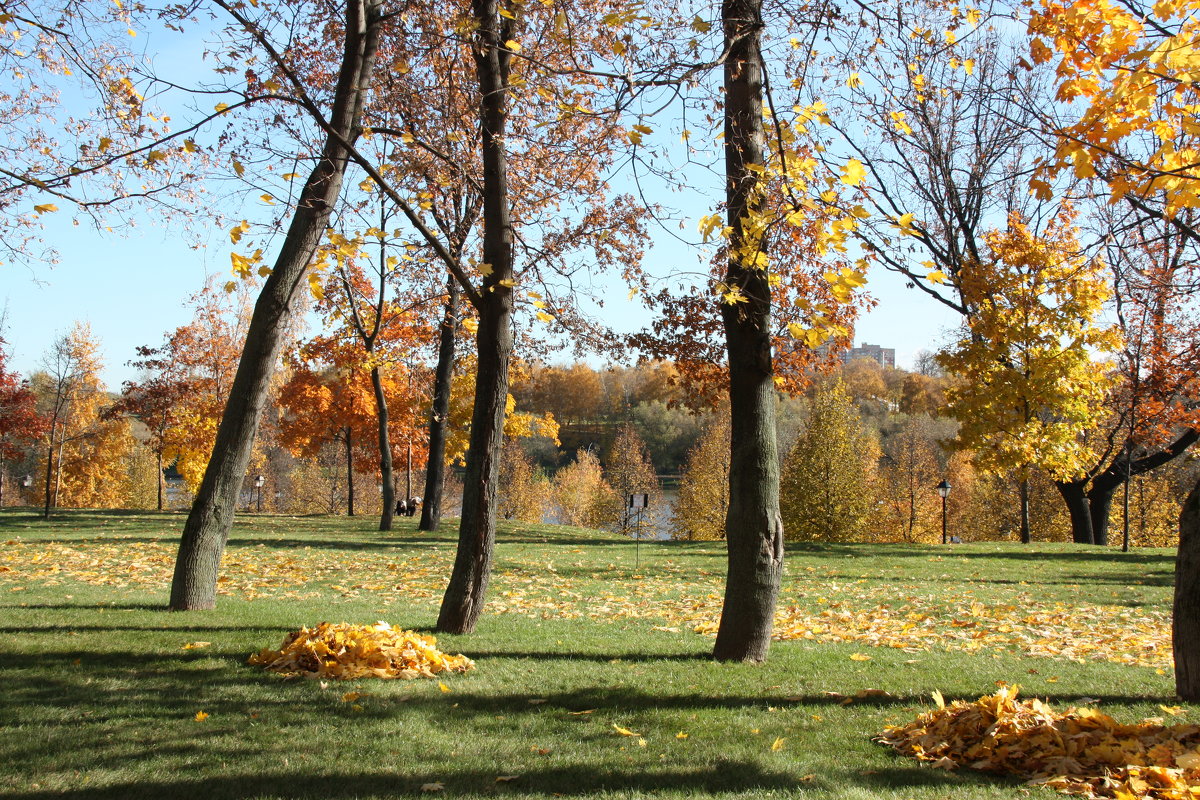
[438,681,451,693]
[676,732,689,739]
[495,775,520,783]
[248,621,473,681]
[341,691,364,703]
[771,737,786,751]
[420,782,444,792]
[194,711,209,722]
[181,641,211,650]
[613,724,640,737]
[879,685,1200,799]
[849,653,872,661]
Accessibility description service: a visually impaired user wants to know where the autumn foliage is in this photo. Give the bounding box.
[881,686,1200,799]
[248,621,474,680]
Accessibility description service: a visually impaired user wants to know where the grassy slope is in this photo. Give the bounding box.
[0,508,1179,799]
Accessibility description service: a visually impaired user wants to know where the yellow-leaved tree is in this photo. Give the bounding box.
[779,380,878,542]
[670,414,730,541]
[937,212,1120,542]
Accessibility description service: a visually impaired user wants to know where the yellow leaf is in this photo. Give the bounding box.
[676,732,689,739]
[771,737,786,751]
[1160,704,1185,716]
[214,102,228,113]
[504,39,521,52]
[932,689,945,709]
[847,72,862,89]
[438,681,451,693]
[342,691,364,703]
[183,139,199,153]
[232,160,245,177]
[613,724,640,736]
[181,641,211,650]
[691,15,711,32]
[194,711,209,722]
[33,204,58,215]
[849,652,872,661]
[841,159,867,186]
[927,270,947,284]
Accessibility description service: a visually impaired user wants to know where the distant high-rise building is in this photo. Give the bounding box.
[842,342,895,369]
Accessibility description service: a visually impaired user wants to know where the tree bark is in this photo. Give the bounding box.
[418,281,457,532]
[1175,480,1200,699]
[436,0,515,634]
[345,426,355,516]
[371,364,395,531]
[156,450,164,512]
[169,0,383,610]
[1019,477,1031,543]
[1054,478,1094,544]
[712,0,784,664]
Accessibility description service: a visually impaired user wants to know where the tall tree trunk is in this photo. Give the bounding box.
[169,0,383,611]
[1175,480,1200,699]
[1054,478,1094,544]
[1089,482,1114,547]
[345,426,355,517]
[371,364,395,531]
[1019,477,1031,543]
[436,0,515,634]
[712,0,784,664]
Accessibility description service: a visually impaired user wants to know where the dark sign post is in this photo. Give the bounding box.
[628,493,649,567]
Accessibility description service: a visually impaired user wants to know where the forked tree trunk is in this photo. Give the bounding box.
[169,0,383,611]
[1054,478,1093,544]
[420,277,459,532]
[712,0,784,663]
[371,364,395,531]
[436,0,515,634]
[1174,480,1200,699]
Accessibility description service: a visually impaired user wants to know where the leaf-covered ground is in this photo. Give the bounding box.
[0,508,1180,799]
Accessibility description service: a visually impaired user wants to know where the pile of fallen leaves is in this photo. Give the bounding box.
[248,621,474,680]
[879,685,1200,799]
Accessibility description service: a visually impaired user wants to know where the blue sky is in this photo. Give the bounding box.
[2,207,960,390]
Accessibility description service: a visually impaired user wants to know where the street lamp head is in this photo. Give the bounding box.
[254,474,265,488]
[936,479,952,499]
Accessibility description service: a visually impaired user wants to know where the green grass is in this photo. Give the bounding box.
[0,508,1180,799]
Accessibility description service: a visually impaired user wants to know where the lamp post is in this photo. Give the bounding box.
[936,480,952,544]
[254,474,265,513]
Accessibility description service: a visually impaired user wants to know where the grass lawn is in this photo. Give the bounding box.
[0,508,1180,799]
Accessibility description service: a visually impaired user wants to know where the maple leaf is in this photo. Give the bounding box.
[612,724,641,737]
[194,711,209,722]
[841,159,867,186]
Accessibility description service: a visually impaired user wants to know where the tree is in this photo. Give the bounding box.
[605,422,661,536]
[779,380,877,542]
[552,448,615,529]
[670,414,731,541]
[0,336,43,506]
[1026,0,1200,700]
[496,438,551,524]
[936,212,1119,542]
[32,323,132,514]
[874,415,945,543]
[169,0,385,611]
